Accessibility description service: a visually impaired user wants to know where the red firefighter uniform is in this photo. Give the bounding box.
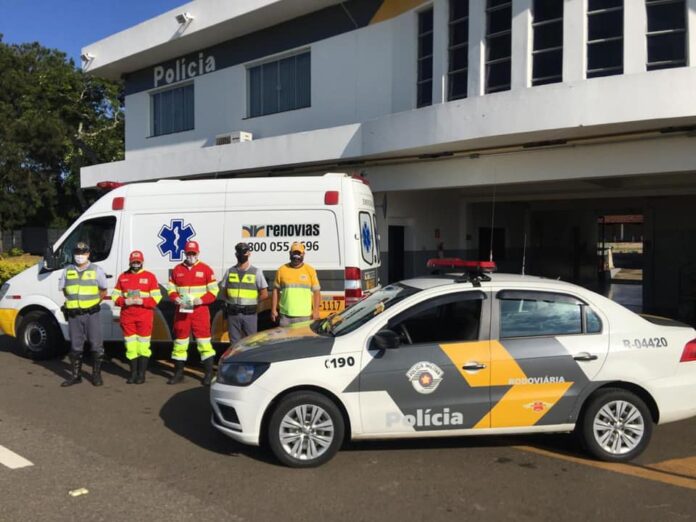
[168,260,218,361]
[112,269,162,359]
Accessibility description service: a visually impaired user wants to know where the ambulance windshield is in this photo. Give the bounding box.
[317,284,420,336]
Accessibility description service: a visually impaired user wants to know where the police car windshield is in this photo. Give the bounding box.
[317,284,420,336]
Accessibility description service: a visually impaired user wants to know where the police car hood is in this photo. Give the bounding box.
[225,323,334,363]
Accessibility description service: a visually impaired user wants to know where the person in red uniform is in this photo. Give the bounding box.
[112,250,162,384]
[167,240,218,385]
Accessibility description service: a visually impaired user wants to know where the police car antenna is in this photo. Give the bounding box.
[489,185,497,263]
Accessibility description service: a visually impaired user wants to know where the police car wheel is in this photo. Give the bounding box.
[16,310,65,360]
[268,392,345,468]
[580,388,653,462]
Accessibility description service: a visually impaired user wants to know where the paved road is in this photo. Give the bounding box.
[1,336,695,521]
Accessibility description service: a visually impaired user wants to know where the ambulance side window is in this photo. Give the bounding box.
[54,217,117,268]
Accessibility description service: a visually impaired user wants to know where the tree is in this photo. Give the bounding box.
[0,35,124,230]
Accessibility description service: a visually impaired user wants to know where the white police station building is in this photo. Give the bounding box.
[81,0,696,323]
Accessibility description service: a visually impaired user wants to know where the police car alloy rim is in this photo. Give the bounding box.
[279,405,335,461]
[23,322,48,352]
[592,400,645,455]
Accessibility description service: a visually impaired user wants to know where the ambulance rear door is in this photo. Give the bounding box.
[345,176,380,302]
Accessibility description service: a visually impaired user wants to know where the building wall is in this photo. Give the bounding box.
[124,7,415,159]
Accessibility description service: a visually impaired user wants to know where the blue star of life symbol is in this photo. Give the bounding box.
[361,222,372,253]
[157,219,196,261]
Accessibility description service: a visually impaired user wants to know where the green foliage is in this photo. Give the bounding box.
[7,247,24,257]
[0,258,37,285]
[0,36,124,230]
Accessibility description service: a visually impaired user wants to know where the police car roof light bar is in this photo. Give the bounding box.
[426,258,497,272]
[426,258,496,288]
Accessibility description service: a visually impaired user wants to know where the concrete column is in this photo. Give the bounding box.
[563,0,586,82]
[688,0,696,66]
[432,0,449,103]
[624,0,647,74]
[511,0,533,89]
[468,0,486,97]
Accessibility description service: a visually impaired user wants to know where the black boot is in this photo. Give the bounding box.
[92,354,104,387]
[126,358,138,384]
[61,352,83,387]
[167,360,185,385]
[201,357,214,386]
[135,357,149,385]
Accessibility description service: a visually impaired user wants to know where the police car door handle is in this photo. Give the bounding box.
[462,362,486,371]
[573,352,598,362]
[106,274,113,279]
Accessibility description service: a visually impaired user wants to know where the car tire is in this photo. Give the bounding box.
[16,310,66,360]
[267,391,345,468]
[579,388,653,462]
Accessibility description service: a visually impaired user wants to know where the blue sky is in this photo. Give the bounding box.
[0,0,187,65]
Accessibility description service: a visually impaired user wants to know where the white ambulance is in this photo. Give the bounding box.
[0,173,381,359]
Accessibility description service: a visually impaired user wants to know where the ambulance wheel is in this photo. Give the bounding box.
[579,388,653,462]
[16,310,65,360]
[267,391,345,468]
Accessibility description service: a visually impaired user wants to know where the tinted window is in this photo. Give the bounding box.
[417,8,434,108]
[54,217,117,268]
[587,1,623,78]
[248,51,311,118]
[448,0,469,101]
[646,0,686,71]
[500,297,582,337]
[485,0,512,94]
[586,308,602,333]
[389,293,484,344]
[151,84,194,137]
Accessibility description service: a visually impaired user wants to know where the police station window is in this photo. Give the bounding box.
[646,0,687,71]
[448,0,469,101]
[388,292,484,344]
[54,217,117,268]
[151,83,194,137]
[248,51,311,118]
[499,293,584,338]
[587,0,624,78]
[532,0,563,85]
[485,0,512,93]
[417,8,434,108]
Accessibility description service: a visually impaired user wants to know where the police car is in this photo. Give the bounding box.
[210,260,696,467]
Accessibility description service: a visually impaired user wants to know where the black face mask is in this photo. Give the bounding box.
[236,253,249,264]
[290,253,303,264]
[130,263,142,272]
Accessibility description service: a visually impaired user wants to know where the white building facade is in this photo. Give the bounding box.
[82,0,696,322]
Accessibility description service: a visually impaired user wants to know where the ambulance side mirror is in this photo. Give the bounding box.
[43,247,59,271]
[371,329,401,350]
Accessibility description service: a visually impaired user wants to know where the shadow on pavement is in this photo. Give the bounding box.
[158,385,275,464]
[344,431,580,457]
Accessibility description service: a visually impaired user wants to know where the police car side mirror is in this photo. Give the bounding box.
[371,329,401,350]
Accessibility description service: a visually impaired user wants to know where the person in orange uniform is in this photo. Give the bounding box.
[112,250,162,384]
[167,240,218,385]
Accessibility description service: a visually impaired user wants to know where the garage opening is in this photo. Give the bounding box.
[598,214,644,313]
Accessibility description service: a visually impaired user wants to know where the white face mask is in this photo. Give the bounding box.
[74,255,88,265]
[185,254,197,265]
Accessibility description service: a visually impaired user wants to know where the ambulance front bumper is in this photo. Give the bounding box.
[0,308,19,337]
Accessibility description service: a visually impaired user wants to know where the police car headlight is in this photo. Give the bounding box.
[0,283,9,302]
[217,362,269,386]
